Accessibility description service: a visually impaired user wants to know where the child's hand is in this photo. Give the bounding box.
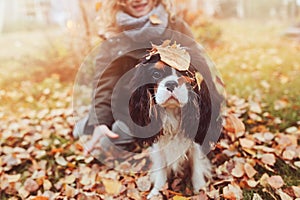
[84,124,119,155]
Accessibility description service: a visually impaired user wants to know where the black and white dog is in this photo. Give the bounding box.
[125,48,223,198]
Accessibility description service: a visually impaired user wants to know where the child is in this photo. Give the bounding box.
[73,0,223,155]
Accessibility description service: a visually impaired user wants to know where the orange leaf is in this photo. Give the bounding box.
[222,183,243,199]
[33,197,48,200]
[95,2,102,12]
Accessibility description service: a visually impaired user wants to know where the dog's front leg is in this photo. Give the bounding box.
[190,143,211,194]
[147,144,167,199]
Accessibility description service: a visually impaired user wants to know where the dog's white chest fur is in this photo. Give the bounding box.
[147,109,211,199]
[154,132,192,175]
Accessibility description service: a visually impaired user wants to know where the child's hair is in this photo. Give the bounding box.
[97,0,175,38]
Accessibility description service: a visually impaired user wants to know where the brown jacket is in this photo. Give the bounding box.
[87,18,221,128]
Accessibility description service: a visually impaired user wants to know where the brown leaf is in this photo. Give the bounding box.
[261,153,276,166]
[224,114,245,135]
[150,14,162,25]
[173,196,190,200]
[267,175,284,189]
[244,163,257,178]
[151,42,191,71]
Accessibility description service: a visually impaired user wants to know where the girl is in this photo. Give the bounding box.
[73,0,223,155]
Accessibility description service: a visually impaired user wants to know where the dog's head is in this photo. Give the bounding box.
[128,44,223,150]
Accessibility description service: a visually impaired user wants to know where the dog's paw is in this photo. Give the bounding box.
[147,188,160,199]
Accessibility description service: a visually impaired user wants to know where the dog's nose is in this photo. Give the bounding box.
[165,81,178,92]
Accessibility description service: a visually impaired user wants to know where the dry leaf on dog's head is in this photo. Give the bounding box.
[151,41,191,71]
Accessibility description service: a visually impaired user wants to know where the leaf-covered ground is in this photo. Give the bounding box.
[1,20,300,199]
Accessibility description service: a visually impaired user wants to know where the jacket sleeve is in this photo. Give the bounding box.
[87,41,137,128]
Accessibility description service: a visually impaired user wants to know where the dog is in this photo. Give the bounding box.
[125,43,224,199]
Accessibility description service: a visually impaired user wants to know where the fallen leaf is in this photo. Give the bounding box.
[65,184,76,197]
[173,195,189,200]
[136,176,151,192]
[285,126,298,134]
[127,188,141,200]
[224,114,245,135]
[276,189,293,200]
[267,175,284,189]
[222,183,243,199]
[246,180,258,188]
[261,153,276,166]
[231,162,245,178]
[240,138,255,149]
[33,196,49,200]
[102,179,122,195]
[259,173,270,187]
[292,186,300,198]
[249,102,262,114]
[64,174,76,184]
[244,163,257,178]
[282,150,296,160]
[252,193,263,200]
[43,179,52,190]
[24,178,39,192]
[6,174,21,183]
[55,156,68,166]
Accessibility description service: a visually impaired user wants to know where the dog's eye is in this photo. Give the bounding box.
[152,71,162,79]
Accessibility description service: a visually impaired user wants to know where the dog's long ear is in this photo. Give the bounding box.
[182,78,223,152]
[128,63,162,144]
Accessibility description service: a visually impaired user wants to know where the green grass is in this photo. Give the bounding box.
[205,19,300,129]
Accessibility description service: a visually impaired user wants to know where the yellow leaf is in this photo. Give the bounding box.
[95,2,102,12]
[195,72,203,90]
[102,179,122,195]
[173,195,189,200]
[150,14,162,25]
